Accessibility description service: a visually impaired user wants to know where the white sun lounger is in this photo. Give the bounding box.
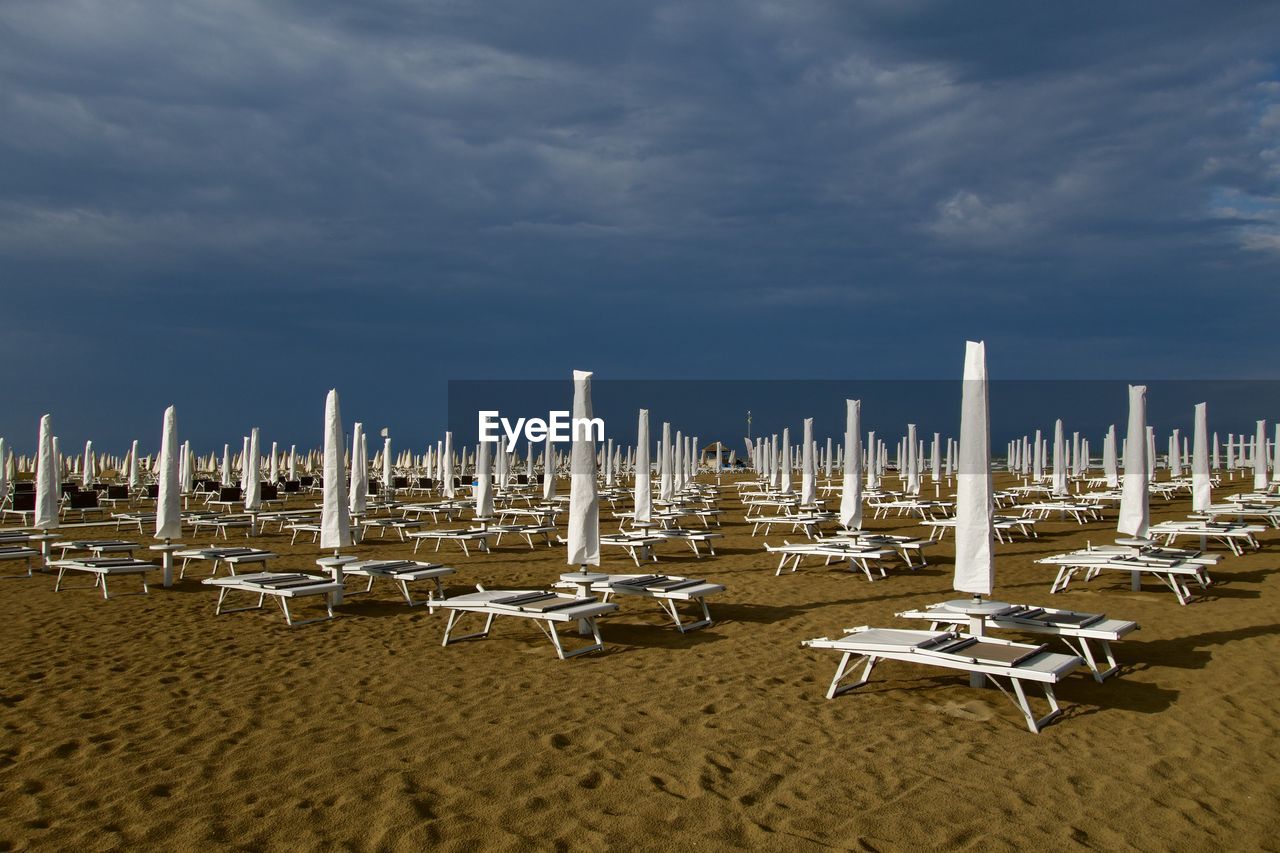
[202,572,344,627]
[896,602,1138,682]
[0,544,41,578]
[55,540,139,559]
[552,573,726,632]
[593,533,664,566]
[1150,520,1265,556]
[1037,551,1214,605]
[764,541,889,580]
[646,528,725,557]
[408,528,494,556]
[330,559,455,606]
[428,588,618,659]
[50,557,159,599]
[802,627,1083,733]
[175,546,277,579]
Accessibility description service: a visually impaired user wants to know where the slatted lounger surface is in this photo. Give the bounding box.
[49,557,158,599]
[428,589,618,659]
[1037,551,1214,605]
[330,559,455,606]
[174,547,277,578]
[896,603,1138,682]
[803,627,1083,733]
[552,574,726,632]
[0,545,40,578]
[202,572,344,626]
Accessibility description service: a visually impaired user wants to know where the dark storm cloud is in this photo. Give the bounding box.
[0,0,1278,449]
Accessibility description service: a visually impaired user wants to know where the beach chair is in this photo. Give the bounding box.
[175,546,277,578]
[1,492,36,525]
[50,557,159,599]
[202,572,343,627]
[331,559,456,606]
[61,490,108,521]
[1038,549,1215,605]
[763,541,889,580]
[552,573,726,632]
[0,544,40,578]
[802,627,1083,733]
[429,587,618,659]
[896,602,1138,682]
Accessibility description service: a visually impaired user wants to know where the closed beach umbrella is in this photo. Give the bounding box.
[1254,421,1268,491]
[1103,425,1119,488]
[221,444,231,486]
[780,427,793,493]
[349,423,367,514]
[954,341,994,597]
[659,423,673,501]
[542,434,556,502]
[1052,419,1067,496]
[128,439,140,489]
[839,399,863,530]
[244,428,261,511]
[1118,385,1150,539]
[156,406,181,540]
[82,440,94,487]
[443,431,455,499]
[321,389,352,550]
[34,415,58,531]
[634,409,652,524]
[566,370,600,568]
[269,441,279,482]
[1192,403,1211,512]
[800,418,816,505]
[475,426,493,519]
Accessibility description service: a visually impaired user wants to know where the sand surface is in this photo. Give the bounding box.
[2,474,1278,851]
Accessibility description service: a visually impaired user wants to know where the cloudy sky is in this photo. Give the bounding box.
[2,1,1278,450]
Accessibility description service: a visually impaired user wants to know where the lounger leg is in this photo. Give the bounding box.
[826,653,877,699]
[100,574,110,600]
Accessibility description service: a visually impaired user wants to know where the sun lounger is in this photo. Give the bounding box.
[202,572,344,627]
[0,544,40,578]
[50,557,158,599]
[328,559,455,606]
[802,626,1083,733]
[190,514,255,539]
[428,587,618,659]
[552,573,726,632]
[646,528,725,557]
[1149,520,1265,556]
[407,528,494,556]
[590,532,664,566]
[175,546,277,578]
[1038,551,1214,605]
[764,541,889,580]
[896,602,1138,682]
[55,540,139,559]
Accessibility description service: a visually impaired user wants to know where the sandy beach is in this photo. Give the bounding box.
[1,472,1277,851]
